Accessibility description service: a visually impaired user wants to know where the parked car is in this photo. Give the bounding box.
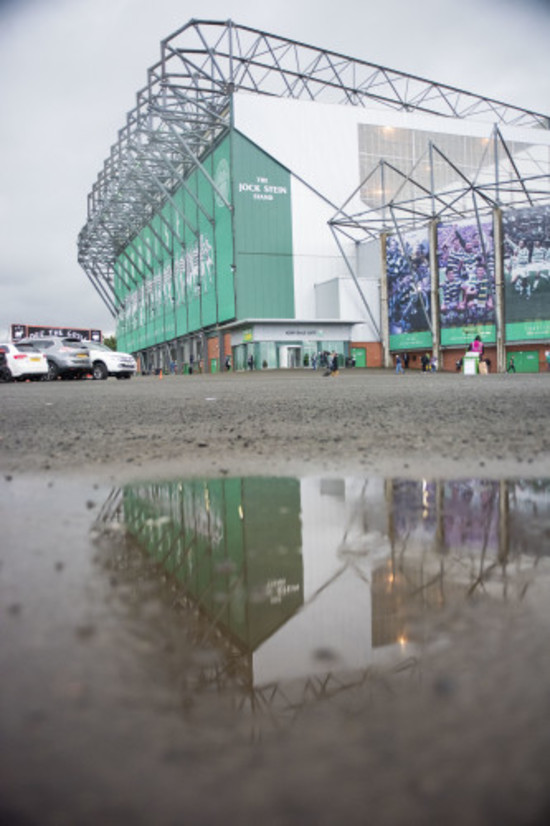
[0,341,49,381]
[82,341,137,380]
[17,337,92,380]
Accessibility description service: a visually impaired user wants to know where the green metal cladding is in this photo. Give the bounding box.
[232,131,294,320]
[122,476,303,650]
[115,128,294,352]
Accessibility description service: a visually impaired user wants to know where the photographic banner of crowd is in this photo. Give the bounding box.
[391,477,550,557]
[386,203,550,351]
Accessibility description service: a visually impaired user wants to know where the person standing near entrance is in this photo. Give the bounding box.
[507,356,516,373]
[395,354,404,374]
[247,354,254,370]
[471,335,484,356]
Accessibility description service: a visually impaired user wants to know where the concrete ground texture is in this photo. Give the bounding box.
[1,367,550,825]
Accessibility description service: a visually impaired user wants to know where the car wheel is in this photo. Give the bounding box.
[47,361,59,381]
[92,361,108,380]
[0,367,13,383]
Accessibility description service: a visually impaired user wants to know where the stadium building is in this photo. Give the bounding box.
[78,20,550,373]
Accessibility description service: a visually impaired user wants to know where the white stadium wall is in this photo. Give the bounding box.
[233,94,369,321]
[232,94,364,206]
[288,177,350,318]
[252,476,390,686]
[315,279,340,318]
[353,238,383,340]
[232,91,550,355]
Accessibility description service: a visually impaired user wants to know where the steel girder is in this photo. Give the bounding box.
[78,19,550,316]
[329,127,550,242]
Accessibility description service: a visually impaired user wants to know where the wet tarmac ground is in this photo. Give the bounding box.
[2,467,550,825]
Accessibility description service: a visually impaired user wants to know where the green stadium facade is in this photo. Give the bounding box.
[78,20,550,373]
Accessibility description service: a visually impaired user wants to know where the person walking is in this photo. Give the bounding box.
[507,356,516,373]
[395,354,404,374]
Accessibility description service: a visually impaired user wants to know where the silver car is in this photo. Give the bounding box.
[18,337,92,381]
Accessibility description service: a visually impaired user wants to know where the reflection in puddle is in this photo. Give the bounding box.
[95,476,550,720]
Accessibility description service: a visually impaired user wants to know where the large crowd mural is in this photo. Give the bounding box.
[437,218,496,346]
[503,204,550,342]
[386,229,432,351]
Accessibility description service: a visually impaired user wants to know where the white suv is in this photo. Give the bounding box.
[0,341,49,381]
[84,342,137,380]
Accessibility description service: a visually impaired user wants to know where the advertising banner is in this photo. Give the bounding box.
[389,477,500,557]
[391,479,437,548]
[442,480,500,554]
[503,204,550,342]
[508,480,550,557]
[437,218,496,346]
[386,229,432,351]
[11,324,102,342]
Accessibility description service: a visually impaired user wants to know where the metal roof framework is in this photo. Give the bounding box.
[328,126,550,369]
[78,19,550,317]
[330,126,550,245]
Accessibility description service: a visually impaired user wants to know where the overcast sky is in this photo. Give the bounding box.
[1,0,549,339]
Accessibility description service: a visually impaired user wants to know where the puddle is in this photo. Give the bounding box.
[92,475,550,717]
[3,473,550,824]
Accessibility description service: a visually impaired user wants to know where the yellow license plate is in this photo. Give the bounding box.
[30,357,41,362]
[77,353,87,358]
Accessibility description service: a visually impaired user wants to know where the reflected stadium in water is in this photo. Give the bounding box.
[94,475,550,723]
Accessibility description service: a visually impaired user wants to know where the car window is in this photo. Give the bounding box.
[64,340,88,350]
[30,340,52,349]
[16,343,40,353]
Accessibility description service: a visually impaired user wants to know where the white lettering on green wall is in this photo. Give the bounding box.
[238,174,288,201]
